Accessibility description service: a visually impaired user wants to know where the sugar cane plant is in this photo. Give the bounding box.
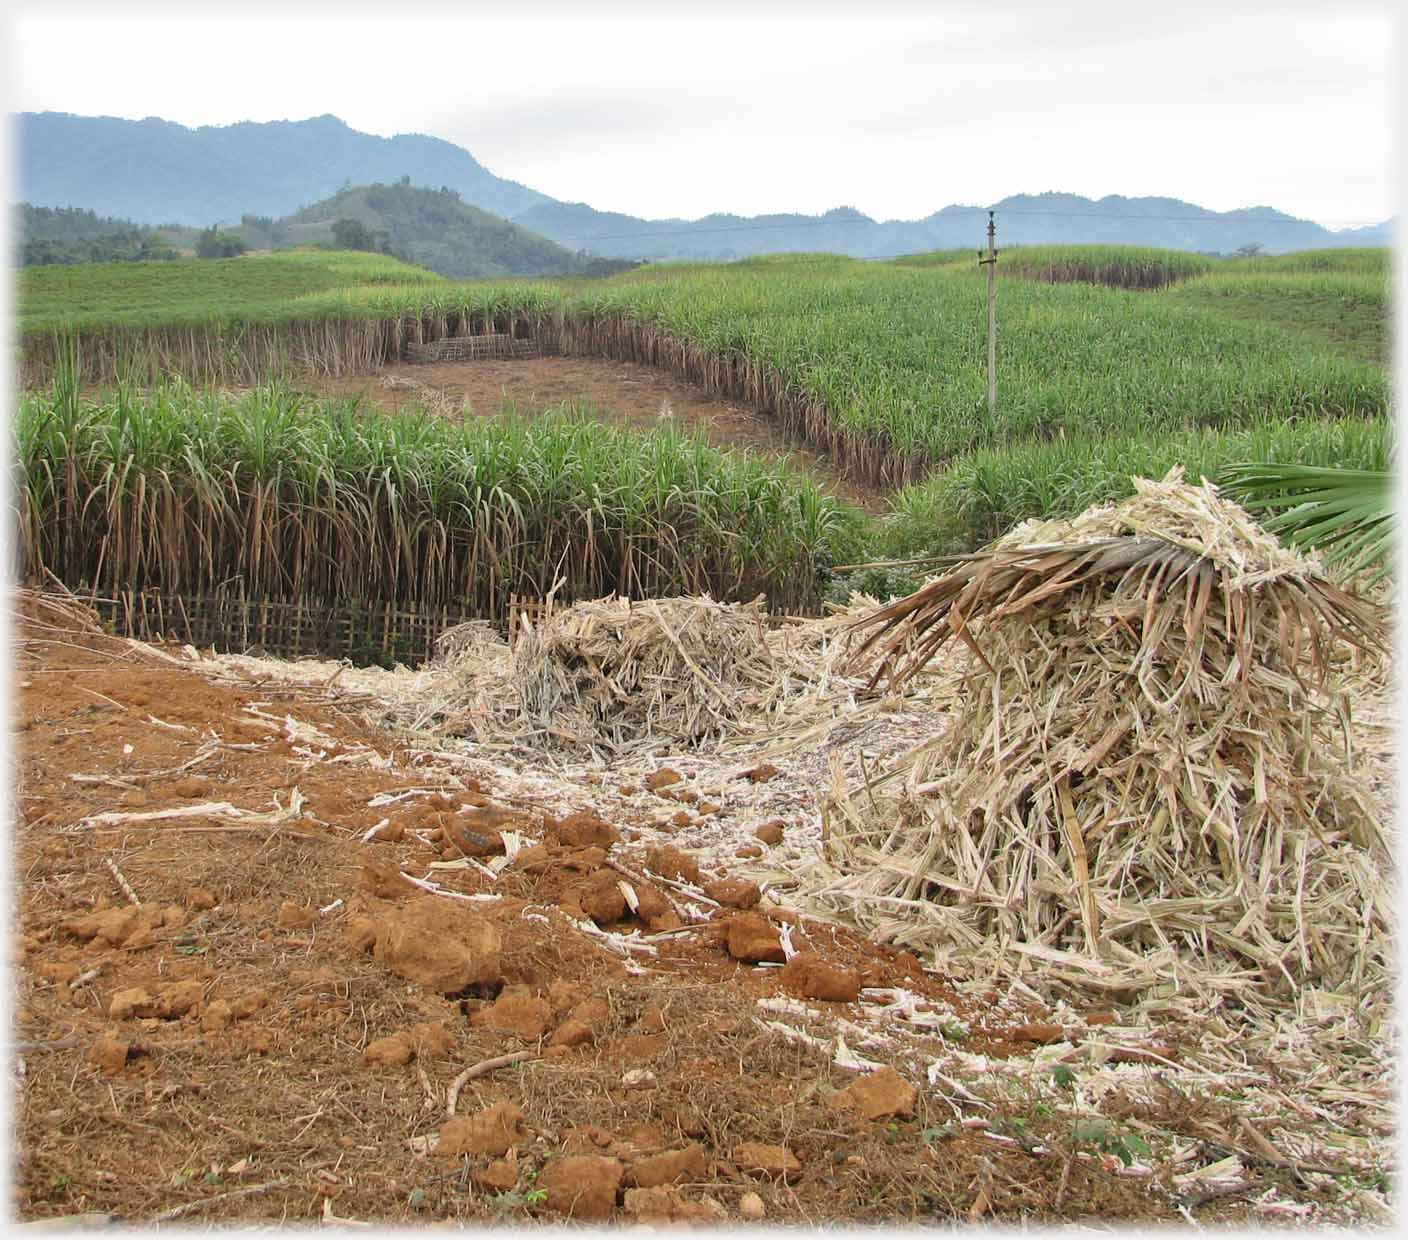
[19,250,1388,493]
[14,381,861,617]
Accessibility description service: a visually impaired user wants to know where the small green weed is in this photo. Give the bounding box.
[488,1188,546,1216]
[1070,1118,1152,1167]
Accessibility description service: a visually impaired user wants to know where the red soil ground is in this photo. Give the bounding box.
[11,593,1384,1226]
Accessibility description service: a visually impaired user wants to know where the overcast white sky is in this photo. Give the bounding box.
[3,0,1400,227]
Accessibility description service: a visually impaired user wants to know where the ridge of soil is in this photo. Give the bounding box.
[11,595,1391,1227]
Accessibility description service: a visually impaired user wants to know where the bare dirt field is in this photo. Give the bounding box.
[10,591,1395,1227]
[310,355,890,514]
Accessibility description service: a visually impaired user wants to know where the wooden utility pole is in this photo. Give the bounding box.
[977,210,998,418]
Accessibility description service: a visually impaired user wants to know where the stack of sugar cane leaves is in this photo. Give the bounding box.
[378,373,470,422]
[789,473,1394,1116]
[194,597,889,771]
[507,595,865,760]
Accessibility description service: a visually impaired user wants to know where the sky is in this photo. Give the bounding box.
[2,0,1401,228]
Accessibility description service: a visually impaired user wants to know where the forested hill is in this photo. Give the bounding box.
[13,203,178,265]
[279,182,636,279]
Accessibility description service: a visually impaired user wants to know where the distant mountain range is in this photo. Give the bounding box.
[516,196,1394,261]
[16,111,549,227]
[15,111,1394,260]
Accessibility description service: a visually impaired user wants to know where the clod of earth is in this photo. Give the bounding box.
[733,1143,802,1181]
[754,821,785,846]
[36,962,80,986]
[361,1022,454,1067]
[371,896,502,994]
[539,1154,624,1220]
[231,989,271,1020]
[200,999,233,1032]
[435,1102,526,1158]
[1107,1043,1178,1065]
[275,902,317,930]
[609,1033,666,1062]
[86,1031,129,1076]
[544,979,577,1013]
[343,916,379,953]
[645,769,683,792]
[168,776,211,799]
[64,904,167,948]
[443,817,503,858]
[702,877,761,909]
[547,1018,594,1048]
[624,1144,707,1188]
[644,847,701,885]
[554,811,620,849]
[470,988,553,1040]
[830,1067,917,1120]
[622,1121,666,1152]
[568,996,611,1030]
[155,979,203,1018]
[511,845,552,874]
[1008,1022,1067,1045]
[410,1022,456,1057]
[629,881,680,931]
[562,871,628,925]
[361,1031,416,1067]
[107,987,155,1020]
[623,1185,725,1222]
[561,1123,618,1154]
[472,1158,519,1192]
[779,952,861,1003]
[359,860,419,900]
[725,913,785,963]
[560,847,607,872]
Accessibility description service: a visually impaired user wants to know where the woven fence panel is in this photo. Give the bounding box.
[405,334,540,363]
[85,590,826,667]
[90,591,478,666]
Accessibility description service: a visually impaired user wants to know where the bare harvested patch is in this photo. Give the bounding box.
[310,354,889,513]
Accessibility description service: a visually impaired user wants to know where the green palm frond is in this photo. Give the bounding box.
[1217,463,1394,583]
